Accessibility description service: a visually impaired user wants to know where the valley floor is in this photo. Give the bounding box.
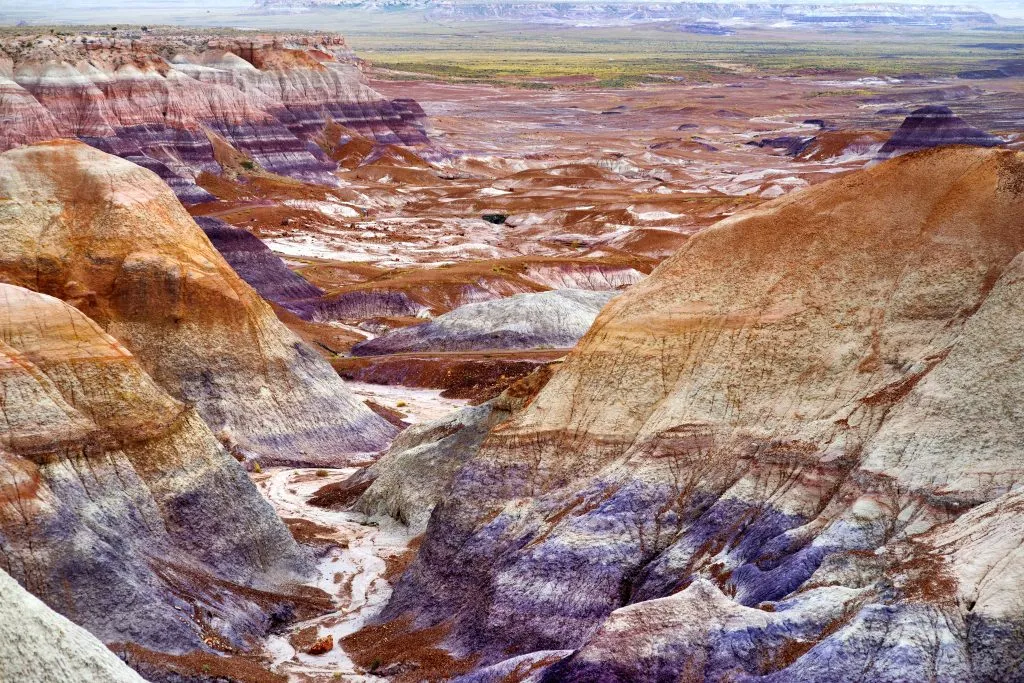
[253,387,467,681]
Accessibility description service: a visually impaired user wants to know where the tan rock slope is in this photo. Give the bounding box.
[0,283,310,659]
[378,147,1024,681]
[0,140,396,466]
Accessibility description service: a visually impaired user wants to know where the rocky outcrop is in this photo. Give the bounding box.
[0,569,146,683]
[877,105,1002,158]
[351,289,617,356]
[0,32,429,202]
[371,147,1024,680]
[196,216,327,319]
[0,141,396,465]
[0,283,315,661]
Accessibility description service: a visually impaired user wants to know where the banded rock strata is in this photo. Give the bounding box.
[373,147,1024,681]
[0,31,429,202]
[0,283,311,661]
[196,215,328,318]
[0,141,396,465]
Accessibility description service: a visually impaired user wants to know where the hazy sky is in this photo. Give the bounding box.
[2,0,1022,20]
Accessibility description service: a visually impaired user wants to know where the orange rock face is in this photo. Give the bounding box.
[0,140,395,465]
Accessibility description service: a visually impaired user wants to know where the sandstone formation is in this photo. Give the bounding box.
[0,141,396,465]
[0,32,429,202]
[351,289,617,356]
[0,283,313,660]
[369,147,1024,681]
[877,105,1003,158]
[0,569,147,683]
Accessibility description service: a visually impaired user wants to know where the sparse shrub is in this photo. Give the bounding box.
[316,469,330,478]
[396,400,407,408]
[252,461,262,474]
[241,160,255,171]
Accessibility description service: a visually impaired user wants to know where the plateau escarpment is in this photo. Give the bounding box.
[0,283,316,662]
[0,141,396,465]
[0,31,429,202]
[366,147,1024,681]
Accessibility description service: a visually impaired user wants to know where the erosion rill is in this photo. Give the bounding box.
[354,147,1024,682]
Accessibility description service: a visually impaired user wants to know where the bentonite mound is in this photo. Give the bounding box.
[367,147,1024,681]
[0,32,430,202]
[0,283,313,662]
[195,216,327,319]
[351,289,618,356]
[0,141,396,465]
[0,569,146,683]
[877,105,1002,158]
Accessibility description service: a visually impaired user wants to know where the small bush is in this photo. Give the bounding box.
[252,461,262,474]
[316,469,330,478]
[240,160,256,171]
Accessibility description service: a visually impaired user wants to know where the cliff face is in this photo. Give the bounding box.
[0,141,396,465]
[0,33,429,202]
[377,148,1024,680]
[0,283,311,657]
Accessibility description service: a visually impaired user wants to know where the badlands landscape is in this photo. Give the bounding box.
[0,2,1024,682]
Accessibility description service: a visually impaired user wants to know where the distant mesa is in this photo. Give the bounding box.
[678,23,735,36]
[256,1,998,30]
[877,105,1003,158]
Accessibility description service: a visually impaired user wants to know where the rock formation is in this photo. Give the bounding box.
[351,289,618,356]
[0,569,146,683]
[877,105,1002,158]
[368,147,1024,681]
[0,141,396,465]
[196,216,327,319]
[0,283,314,661]
[0,32,429,202]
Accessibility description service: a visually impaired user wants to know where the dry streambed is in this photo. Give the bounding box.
[253,386,466,681]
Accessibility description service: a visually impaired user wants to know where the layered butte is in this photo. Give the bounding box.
[0,141,396,465]
[0,32,429,202]
[371,147,1024,681]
